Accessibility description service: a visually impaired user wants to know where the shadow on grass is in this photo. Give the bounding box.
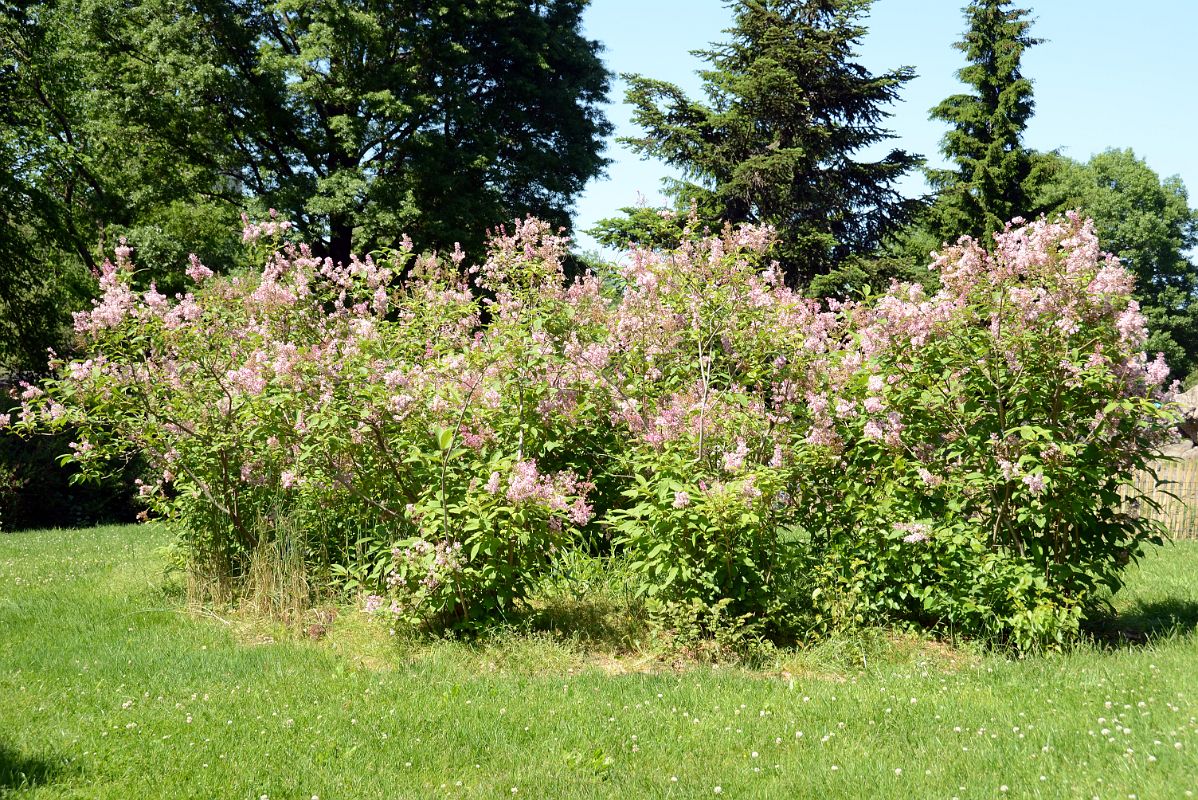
[0,742,63,793]
[1086,599,1198,647]
[525,596,647,650]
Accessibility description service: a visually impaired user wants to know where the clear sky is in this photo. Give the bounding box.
[571,0,1198,251]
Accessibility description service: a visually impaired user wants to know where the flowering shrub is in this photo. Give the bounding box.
[815,213,1179,645]
[10,222,600,624]
[7,211,1178,644]
[601,225,845,630]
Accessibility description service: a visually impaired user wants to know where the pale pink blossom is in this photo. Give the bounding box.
[917,468,943,488]
[722,438,749,472]
[186,254,214,284]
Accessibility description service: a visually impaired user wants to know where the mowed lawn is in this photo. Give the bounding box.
[1,525,1197,799]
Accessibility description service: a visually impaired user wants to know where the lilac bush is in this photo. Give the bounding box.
[8,212,1179,643]
[814,213,1178,645]
[11,221,600,623]
[600,224,849,629]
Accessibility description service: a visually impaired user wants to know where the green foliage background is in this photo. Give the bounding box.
[0,0,612,370]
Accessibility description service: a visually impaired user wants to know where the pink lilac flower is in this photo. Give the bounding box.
[1116,301,1148,345]
[673,491,691,509]
[884,412,904,448]
[459,428,487,449]
[186,254,214,284]
[722,438,749,472]
[568,497,593,526]
[142,283,168,310]
[895,522,930,544]
[228,364,267,395]
[1022,472,1045,495]
[1055,316,1081,336]
[506,460,543,503]
[769,445,784,469]
[740,475,762,500]
[917,468,943,488]
[1145,353,1170,387]
[113,240,133,264]
[363,595,384,613]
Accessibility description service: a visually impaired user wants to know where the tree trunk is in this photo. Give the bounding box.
[327,215,353,267]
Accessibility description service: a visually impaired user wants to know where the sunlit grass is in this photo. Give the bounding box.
[2,524,1197,798]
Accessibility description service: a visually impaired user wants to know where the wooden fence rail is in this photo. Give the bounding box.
[1129,459,1198,540]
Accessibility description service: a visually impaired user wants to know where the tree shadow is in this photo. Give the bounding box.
[523,595,647,650]
[1085,599,1198,648]
[0,742,62,793]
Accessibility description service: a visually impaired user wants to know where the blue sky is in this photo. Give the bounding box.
[572,0,1198,251]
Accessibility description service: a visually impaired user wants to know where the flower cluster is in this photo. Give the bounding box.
[240,209,294,243]
[387,539,464,599]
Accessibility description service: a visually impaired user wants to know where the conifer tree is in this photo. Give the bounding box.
[594,0,922,285]
[929,0,1041,242]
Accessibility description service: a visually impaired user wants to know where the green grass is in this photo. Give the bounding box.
[2,525,1198,798]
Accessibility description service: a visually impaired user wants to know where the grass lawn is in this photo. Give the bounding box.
[1,525,1197,799]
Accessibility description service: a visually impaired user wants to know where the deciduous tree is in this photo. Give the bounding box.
[0,0,613,371]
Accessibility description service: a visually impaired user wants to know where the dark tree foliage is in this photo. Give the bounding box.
[0,0,612,372]
[593,0,923,286]
[928,0,1041,242]
[0,428,142,531]
[76,0,613,266]
[0,3,97,369]
[2,0,247,293]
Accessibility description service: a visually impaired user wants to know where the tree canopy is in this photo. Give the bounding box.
[0,0,612,369]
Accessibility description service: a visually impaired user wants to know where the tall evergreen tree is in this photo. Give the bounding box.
[929,0,1041,242]
[593,0,922,285]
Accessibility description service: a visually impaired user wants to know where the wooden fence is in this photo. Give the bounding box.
[1130,459,1198,540]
